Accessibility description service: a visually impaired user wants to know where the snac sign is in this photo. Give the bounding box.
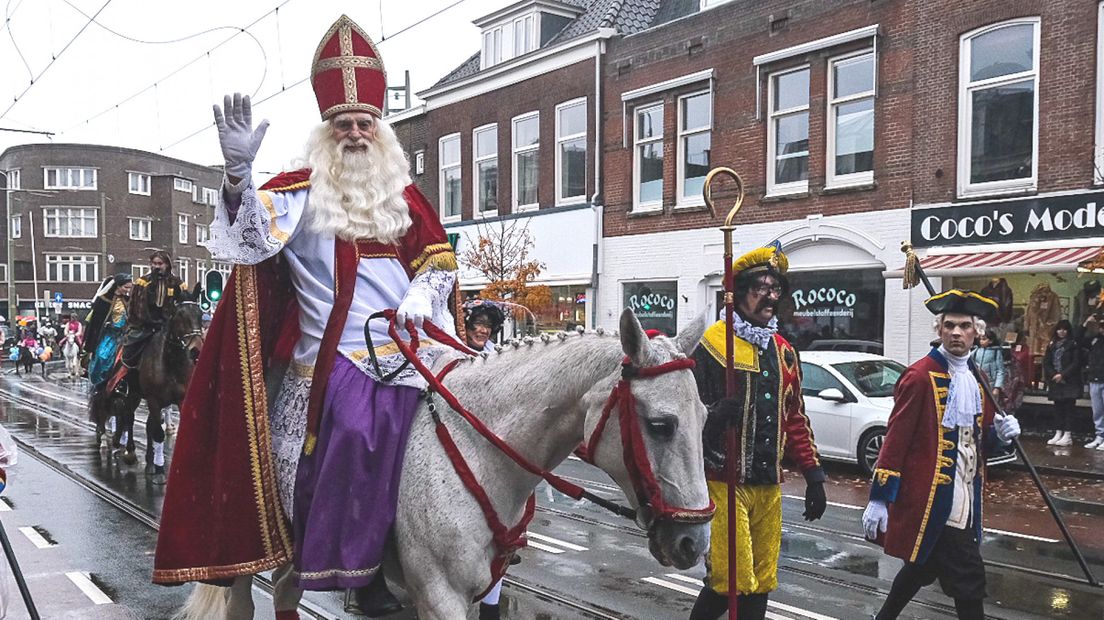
[910,191,1104,248]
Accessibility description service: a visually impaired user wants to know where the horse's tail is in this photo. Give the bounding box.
[172,583,227,620]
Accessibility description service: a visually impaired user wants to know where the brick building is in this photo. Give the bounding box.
[0,143,226,321]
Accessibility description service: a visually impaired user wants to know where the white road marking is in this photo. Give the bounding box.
[526,540,565,554]
[782,494,1058,543]
[65,572,112,604]
[642,576,699,596]
[0,499,10,511]
[657,573,839,620]
[18,526,54,549]
[983,528,1059,543]
[527,531,588,552]
[567,455,582,461]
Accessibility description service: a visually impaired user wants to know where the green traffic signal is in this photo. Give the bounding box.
[204,270,225,304]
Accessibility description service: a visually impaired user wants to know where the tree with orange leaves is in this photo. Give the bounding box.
[460,218,551,328]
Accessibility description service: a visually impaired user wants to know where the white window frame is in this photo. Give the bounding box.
[195,223,210,244]
[632,102,665,212]
[676,90,713,207]
[128,172,151,196]
[6,169,20,190]
[480,12,538,69]
[957,18,1041,198]
[196,259,207,284]
[473,123,499,217]
[701,0,734,8]
[439,133,462,223]
[202,187,218,206]
[128,217,152,241]
[177,258,189,286]
[556,98,588,206]
[43,167,96,190]
[512,112,540,212]
[414,150,425,175]
[132,264,151,279]
[10,214,21,239]
[173,177,193,193]
[1095,3,1104,184]
[826,50,876,188]
[766,65,811,197]
[46,254,99,283]
[0,264,6,283]
[178,214,189,244]
[43,207,98,238]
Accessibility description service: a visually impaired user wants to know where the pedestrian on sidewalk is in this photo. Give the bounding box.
[862,289,1020,620]
[970,323,1005,405]
[1044,320,1082,447]
[1081,315,1104,449]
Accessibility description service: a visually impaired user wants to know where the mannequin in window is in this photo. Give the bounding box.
[980,277,1013,324]
[1024,283,1061,356]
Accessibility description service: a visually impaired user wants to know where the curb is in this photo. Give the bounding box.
[1050,492,1104,517]
[1007,461,1104,482]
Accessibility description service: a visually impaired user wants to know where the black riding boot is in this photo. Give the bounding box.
[353,573,403,618]
[688,586,727,620]
[478,602,501,620]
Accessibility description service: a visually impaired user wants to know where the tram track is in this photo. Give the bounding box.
[0,380,625,619]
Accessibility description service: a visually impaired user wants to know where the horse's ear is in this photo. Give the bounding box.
[675,312,708,356]
[191,284,204,302]
[619,308,648,366]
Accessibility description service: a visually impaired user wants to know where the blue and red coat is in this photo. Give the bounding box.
[869,348,998,563]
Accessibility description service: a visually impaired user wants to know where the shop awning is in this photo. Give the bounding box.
[912,246,1102,275]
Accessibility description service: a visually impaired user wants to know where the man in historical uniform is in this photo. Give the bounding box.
[688,242,827,620]
[863,290,1021,620]
[120,250,184,371]
[153,14,458,619]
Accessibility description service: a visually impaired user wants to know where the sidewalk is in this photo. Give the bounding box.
[1011,433,1104,516]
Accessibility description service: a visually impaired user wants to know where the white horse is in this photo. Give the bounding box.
[63,337,81,380]
[181,309,712,618]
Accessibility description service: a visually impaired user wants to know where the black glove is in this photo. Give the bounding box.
[803,481,826,521]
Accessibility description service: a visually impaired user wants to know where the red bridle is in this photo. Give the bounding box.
[577,355,716,528]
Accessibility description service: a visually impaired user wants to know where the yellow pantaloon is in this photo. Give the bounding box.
[704,481,781,595]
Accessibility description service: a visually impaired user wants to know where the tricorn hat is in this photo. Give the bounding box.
[311,15,387,120]
[924,289,999,322]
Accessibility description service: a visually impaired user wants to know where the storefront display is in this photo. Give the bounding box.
[624,281,678,336]
[779,268,886,351]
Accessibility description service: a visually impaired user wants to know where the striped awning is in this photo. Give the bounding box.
[918,246,1102,273]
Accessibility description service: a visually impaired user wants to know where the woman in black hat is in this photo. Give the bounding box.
[1044,319,1082,447]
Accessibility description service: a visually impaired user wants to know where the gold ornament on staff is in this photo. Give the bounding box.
[702,166,745,620]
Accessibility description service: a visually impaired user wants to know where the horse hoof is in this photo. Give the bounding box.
[122,451,138,465]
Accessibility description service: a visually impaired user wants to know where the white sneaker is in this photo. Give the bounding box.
[1085,437,1104,449]
[1047,430,1064,445]
[1097,442,1104,451]
[1054,431,1073,447]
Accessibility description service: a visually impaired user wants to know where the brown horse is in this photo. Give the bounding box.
[92,300,205,484]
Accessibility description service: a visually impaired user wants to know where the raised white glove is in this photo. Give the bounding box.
[994,414,1021,444]
[396,291,432,329]
[862,500,888,541]
[212,93,269,180]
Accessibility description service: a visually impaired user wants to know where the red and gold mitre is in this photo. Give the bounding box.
[311,15,386,120]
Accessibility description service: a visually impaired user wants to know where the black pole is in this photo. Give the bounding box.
[0,517,41,619]
[904,244,1101,587]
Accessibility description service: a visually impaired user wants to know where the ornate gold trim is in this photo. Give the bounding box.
[910,371,949,562]
[257,192,290,244]
[267,180,310,193]
[313,56,384,75]
[152,554,288,584]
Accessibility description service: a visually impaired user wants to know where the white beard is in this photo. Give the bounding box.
[302,119,413,243]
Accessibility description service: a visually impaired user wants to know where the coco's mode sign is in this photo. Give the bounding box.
[911,191,1104,248]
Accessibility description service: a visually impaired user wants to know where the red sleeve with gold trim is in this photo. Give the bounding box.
[778,336,824,478]
[259,168,311,192]
[397,184,458,278]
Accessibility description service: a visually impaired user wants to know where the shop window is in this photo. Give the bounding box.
[623,280,678,336]
[767,66,810,196]
[556,98,587,204]
[512,112,539,211]
[780,268,885,351]
[827,51,875,187]
[633,103,664,211]
[473,124,499,216]
[439,133,462,221]
[677,90,712,206]
[958,18,1039,198]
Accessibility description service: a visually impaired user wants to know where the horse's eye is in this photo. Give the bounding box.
[645,417,678,440]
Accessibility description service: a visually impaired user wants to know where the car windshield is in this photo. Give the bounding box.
[831,360,906,398]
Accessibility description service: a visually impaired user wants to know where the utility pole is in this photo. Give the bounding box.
[4,181,13,321]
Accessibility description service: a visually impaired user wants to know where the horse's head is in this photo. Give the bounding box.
[169,301,205,364]
[581,308,711,570]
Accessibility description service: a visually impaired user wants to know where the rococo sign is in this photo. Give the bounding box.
[910,191,1104,248]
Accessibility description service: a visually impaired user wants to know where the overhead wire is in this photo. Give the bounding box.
[158,0,473,154]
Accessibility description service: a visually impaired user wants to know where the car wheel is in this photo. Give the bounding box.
[858,427,886,477]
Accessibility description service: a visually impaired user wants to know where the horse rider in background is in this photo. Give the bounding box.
[84,274,133,388]
[110,251,183,395]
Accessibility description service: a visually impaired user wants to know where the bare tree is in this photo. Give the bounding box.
[460,218,551,325]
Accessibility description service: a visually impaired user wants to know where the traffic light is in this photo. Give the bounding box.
[204,270,224,306]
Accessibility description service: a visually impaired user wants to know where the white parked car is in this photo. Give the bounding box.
[799,351,1016,476]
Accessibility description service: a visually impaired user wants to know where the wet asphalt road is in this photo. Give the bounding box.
[0,366,1101,619]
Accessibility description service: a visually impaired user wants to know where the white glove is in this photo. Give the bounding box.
[212,93,269,180]
[994,414,1021,444]
[862,500,888,541]
[396,291,432,329]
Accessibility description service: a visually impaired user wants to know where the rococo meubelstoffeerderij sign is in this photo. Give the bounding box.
[910,191,1104,248]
